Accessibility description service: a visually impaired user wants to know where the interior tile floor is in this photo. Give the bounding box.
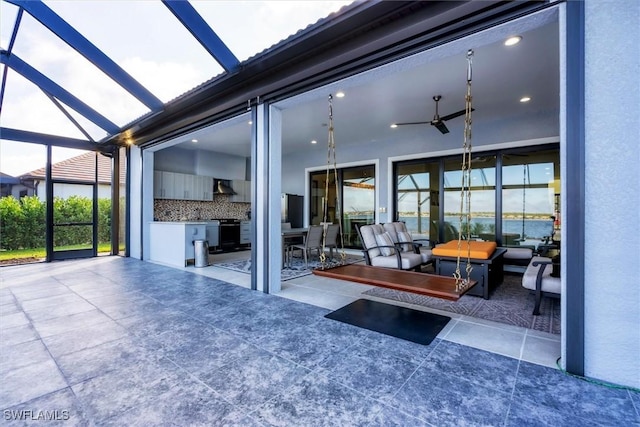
[1,255,638,426]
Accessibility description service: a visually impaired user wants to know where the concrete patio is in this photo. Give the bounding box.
[1,257,638,426]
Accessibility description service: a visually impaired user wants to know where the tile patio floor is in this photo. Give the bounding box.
[1,256,638,426]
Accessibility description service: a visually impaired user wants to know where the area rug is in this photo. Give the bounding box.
[325,299,450,345]
[363,272,560,334]
[211,255,364,281]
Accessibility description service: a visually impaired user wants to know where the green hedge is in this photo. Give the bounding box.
[0,195,113,250]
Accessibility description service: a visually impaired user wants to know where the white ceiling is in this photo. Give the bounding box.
[166,10,559,158]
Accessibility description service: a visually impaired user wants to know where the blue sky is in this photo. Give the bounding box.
[0,0,352,176]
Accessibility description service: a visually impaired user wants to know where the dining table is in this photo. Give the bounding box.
[281,227,308,268]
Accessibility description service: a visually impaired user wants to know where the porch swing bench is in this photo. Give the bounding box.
[313,263,476,301]
[315,51,482,303]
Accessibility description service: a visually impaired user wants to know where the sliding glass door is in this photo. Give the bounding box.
[444,154,496,242]
[501,149,559,248]
[395,160,440,242]
[52,181,97,260]
[393,145,559,247]
[309,164,375,248]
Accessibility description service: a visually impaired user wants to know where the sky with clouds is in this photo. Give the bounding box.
[0,0,352,176]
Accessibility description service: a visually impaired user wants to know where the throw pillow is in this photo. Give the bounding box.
[375,232,396,256]
[397,231,414,252]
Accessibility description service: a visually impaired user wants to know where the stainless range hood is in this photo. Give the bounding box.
[214,179,236,195]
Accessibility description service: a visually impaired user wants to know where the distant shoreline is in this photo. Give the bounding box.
[397,213,554,220]
[347,212,554,220]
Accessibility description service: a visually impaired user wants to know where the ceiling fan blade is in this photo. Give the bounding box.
[439,107,474,122]
[394,121,432,126]
[432,120,449,134]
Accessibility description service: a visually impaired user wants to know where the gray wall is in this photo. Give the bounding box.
[583,0,640,388]
[282,109,559,201]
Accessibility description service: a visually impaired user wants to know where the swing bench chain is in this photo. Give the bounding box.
[319,94,347,269]
[454,49,475,293]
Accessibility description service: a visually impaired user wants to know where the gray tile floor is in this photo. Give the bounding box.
[1,257,639,426]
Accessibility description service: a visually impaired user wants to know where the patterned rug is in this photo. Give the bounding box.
[211,255,364,281]
[363,271,560,334]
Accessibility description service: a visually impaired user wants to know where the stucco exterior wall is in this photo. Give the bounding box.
[583,0,640,388]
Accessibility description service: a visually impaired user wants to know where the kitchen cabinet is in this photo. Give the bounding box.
[174,173,186,199]
[230,180,251,203]
[190,175,202,200]
[240,220,251,245]
[149,221,207,267]
[206,221,220,247]
[200,176,214,200]
[154,171,213,201]
[154,171,176,199]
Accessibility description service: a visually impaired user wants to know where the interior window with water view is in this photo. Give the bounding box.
[395,161,439,242]
[502,150,559,248]
[444,155,496,242]
[393,146,560,248]
[309,165,375,248]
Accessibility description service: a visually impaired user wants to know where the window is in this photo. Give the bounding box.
[309,164,375,248]
[501,149,559,247]
[393,145,559,248]
[444,155,496,242]
[395,161,439,241]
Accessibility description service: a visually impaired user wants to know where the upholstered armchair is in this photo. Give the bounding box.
[522,256,561,315]
[356,224,422,271]
[383,222,433,266]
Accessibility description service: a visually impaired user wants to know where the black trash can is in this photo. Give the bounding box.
[194,239,209,267]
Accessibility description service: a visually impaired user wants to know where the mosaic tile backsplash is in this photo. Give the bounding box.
[154,197,250,221]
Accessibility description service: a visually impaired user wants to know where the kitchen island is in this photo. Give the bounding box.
[149,221,207,267]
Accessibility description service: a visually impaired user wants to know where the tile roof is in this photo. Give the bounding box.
[20,152,126,184]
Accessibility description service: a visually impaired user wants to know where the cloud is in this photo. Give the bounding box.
[121,56,207,104]
[1,0,354,175]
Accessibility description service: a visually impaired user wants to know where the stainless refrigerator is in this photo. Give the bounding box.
[281,193,304,228]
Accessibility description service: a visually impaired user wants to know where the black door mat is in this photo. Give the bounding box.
[325,299,450,345]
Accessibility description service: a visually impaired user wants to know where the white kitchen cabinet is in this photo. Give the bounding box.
[154,171,214,201]
[230,180,251,203]
[153,170,163,198]
[154,171,177,199]
[240,220,251,245]
[181,174,193,199]
[191,175,202,200]
[199,176,214,201]
[149,222,207,267]
[206,221,220,247]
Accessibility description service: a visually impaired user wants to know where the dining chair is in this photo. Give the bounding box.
[323,223,340,260]
[288,224,324,268]
[282,222,298,266]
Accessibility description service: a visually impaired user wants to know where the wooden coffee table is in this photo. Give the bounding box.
[432,247,507,299]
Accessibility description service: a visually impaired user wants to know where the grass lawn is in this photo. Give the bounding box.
[0,243,116,263]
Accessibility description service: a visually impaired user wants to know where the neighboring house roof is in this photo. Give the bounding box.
[20,152,126,184]
[0,172,21,185]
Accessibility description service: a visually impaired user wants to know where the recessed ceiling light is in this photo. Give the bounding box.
[390,124,398,129]
[248,120,253,125]
[520,96,531,103]
[504,36,522,46]
[311,140,317,144]
[191,139,198,143]
[335,92,345,98]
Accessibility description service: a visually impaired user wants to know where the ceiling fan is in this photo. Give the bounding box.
[394,95,473,134]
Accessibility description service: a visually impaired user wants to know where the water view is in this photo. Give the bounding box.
[400,216,554,240]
